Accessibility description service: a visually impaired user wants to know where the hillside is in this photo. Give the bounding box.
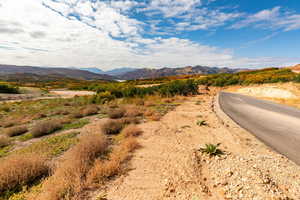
[0,65,116,80]
[118,65,240,80]
[290,64,300,73]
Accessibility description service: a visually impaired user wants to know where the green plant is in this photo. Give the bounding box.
[62,119,89,130]
[197,120,207,126]
[200,143,223,156]
[195,101,201,105]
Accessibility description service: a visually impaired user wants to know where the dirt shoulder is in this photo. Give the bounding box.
[95,90,300,200]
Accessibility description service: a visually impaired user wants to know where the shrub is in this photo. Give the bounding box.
[5,125,28,137]
[0,136,10,148]
[33,113,47,120]
[36,133,108,200]
[148,113,161,121]
[108,108,125,119]
[0,84,19,94]
[199,143,223,156]
[197,120,207,126]
[81,104,99,116]
[101,119,124,135]
[125,107,142,117]
[70,111,83,119]
[0,154,49,194]
[122,125,143,138]
[87,137,139,184]
[120,117,140,125]
[31,120,62,137]
[1,121,16,128]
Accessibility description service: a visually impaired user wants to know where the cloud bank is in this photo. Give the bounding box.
[0,0,299,70]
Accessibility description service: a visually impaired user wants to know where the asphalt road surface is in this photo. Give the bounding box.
[219,92,300,165]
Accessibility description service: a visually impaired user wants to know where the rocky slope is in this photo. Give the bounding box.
[118,66,240,80]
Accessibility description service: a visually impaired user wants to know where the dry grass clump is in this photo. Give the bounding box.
[148,113,162,121]
[87,137,139,184]
[144,110,162,121]
[1,120,16,128]
[108,108,125,119]
[81,104,99,116]
[125,107,143,117]
[0,136,10,148]
[70,111,83,119]
[121,117,140,125]
[122,125,143,138]
[5,125,28,137]
[36,133,108,200]
[53,109,70,116]
[0,154,49,194]
[31,120,62,138]
[33,113,47,120]
[101,119,124,135]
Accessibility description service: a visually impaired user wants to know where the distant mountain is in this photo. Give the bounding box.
[105,68,136,76]
[0,65,116,81]
[80,67,105,74]
[118,65,240,80]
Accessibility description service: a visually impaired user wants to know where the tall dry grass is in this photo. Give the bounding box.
[87,137,139,185]
[122,125,143,137]
[0,154,49,194]
[36,133,108,200]
[5,125,28,137]
[0,136,10,148]
[108,108,125,119]
[31,120,62,137]
[101,119,124,135]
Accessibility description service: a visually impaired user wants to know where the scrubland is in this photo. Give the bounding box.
[1,68,300,199]
[0,79,192,199]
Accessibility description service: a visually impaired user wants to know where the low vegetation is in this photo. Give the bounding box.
[5,125,28,137]
[15,132,79,157]
[200,143,223,156]
[108,108,125,119]
[0,83,19,94]
[0,136,10,148]
[101,119,125,135]
[36,133,108,200]
[0,154,49,197]
[81,104,99,116]
[31,120,62,137]
[197,120,207,126]
[87,136,139,184]
[122,125,143,138]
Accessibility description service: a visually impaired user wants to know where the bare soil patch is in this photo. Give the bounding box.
[94,90,300,200]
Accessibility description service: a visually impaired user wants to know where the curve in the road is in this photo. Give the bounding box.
[219,92,300,165]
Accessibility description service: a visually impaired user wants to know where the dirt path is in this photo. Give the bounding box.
[96,92,300,200]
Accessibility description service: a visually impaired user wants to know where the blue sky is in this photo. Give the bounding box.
[0,0,300,70]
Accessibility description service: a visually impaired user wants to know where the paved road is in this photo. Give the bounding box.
[219,92,300,165]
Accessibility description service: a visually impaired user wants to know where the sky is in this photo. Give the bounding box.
[0,0,300,70]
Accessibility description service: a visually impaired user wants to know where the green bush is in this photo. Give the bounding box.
[0,84,19,94]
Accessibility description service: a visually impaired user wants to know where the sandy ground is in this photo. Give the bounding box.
[93,90,300,200]
[237,86,297,99]
[49,90,96,98]
[0,90,95,103]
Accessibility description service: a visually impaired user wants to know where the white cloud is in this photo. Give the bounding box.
[231,6,300,31]
[0,0,299,70]
[144,0,201,18]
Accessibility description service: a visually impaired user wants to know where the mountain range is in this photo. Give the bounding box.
[0,64,244,81]
[0,65,115,81]
[79,67,136,76]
